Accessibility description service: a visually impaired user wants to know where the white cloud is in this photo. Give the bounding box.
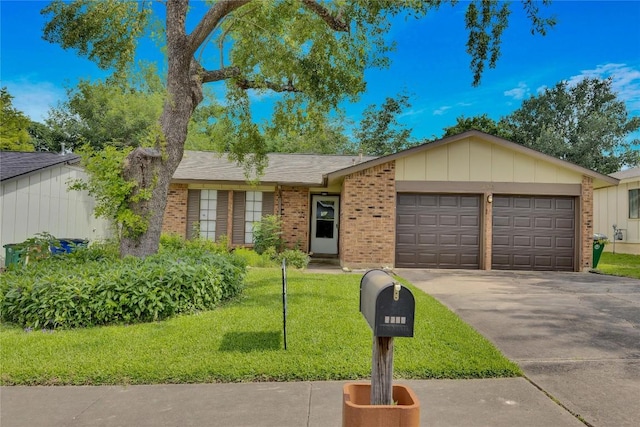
[566,63,640,112]
[4,79,65,122]
[399,108,425,118]
[536,85,548,95]
[503,82,530,100]
[433,105,451,116]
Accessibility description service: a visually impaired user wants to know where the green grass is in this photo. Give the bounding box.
[596,252,640,279]
[0,269,520,385]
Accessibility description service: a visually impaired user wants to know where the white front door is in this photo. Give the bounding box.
[310,195,339,254]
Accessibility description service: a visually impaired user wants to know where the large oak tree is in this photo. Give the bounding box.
[42,0,555,257]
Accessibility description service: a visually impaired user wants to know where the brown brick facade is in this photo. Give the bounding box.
[275,186,310,250]
[340,161,396,268]
[162,183,188,237]
[581,175,594,270]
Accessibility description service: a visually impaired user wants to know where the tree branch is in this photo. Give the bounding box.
[236,78,301,93]
[199,65,300,93]
[188,0,252,54]
[200,66,242,83]
[301,0,349,32]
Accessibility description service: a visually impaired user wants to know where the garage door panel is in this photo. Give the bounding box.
[556,199,574,210]
[513,235,532,247]
[534,198,553,209]
[419,214,437,225]
[439,234,458,245]
[461,215,479,226]
[556,237,574,248]
[396,233,416,244]
[515,198,533,209]
[492,195,575,271]
[493,235,510,247]
[514,217,531,227]
[513,255,533,266]
[556,256,574,268]
[556,218,574,229]
[419,195,438,207]
[397,214,416,225]
[534,236,552,248]
[535,217,553,228]
[440,196,459,207]
[461,196,480,208]
[461,234,479,246]
[398,194,417,206]
[534,255,552,267]
[493,215,510,227]
[396,194,480,269]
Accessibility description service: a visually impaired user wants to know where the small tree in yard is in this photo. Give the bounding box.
[42,0,555,259]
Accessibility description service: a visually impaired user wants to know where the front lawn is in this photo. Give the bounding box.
[596,252,640,279]
[0,269,520,385]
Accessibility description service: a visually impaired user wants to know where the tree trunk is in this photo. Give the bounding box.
[119,0,203,258]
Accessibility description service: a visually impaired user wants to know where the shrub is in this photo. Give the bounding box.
[277,249,310,269]
[0,246,246,329]
[233,247,277,268]
[252,215,283,255]
[159,233,230,254]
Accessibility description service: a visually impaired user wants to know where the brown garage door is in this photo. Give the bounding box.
[492,196,575,271]
[396,194,480,268]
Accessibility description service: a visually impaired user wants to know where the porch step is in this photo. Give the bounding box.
[309,256,340,266]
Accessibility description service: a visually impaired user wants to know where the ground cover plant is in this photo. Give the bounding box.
[1,238,246,329]
[0,269,519,385]
[596,252,640,279]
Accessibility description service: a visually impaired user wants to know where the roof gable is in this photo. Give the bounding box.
[325,130,619,189]
[610,166,640,182]
[0,151,80,182]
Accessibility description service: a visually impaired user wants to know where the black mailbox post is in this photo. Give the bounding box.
[360,269,415,337]
[359,269,416,406]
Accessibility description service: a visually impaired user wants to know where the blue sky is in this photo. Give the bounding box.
[1,0,639,141]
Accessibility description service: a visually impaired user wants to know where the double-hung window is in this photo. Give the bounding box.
[630,189,640,219]
[245,191,263,244]
[199,189,218,240]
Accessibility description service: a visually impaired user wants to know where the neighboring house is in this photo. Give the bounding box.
[162,130,618,271]
[0,151,111,267]
[594,166,640,255]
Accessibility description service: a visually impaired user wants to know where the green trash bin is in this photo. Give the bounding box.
[592,234,608,268]
[3,244,25,268]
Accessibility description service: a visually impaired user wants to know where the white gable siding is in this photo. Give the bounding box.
[0,165,111,266]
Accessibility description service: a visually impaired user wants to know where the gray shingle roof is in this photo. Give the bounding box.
[0,151,80,182]
[610,167,640,181]
[174,152,377,185]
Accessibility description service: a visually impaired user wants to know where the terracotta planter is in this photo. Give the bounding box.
[342,383,420,427]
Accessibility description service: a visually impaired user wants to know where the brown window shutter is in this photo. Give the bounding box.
[262,192,275,217]
[186,189,201,239]
[216,190,229,241]
[232,191,246,244]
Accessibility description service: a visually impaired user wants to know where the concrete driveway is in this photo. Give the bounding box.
[397,269,640,427]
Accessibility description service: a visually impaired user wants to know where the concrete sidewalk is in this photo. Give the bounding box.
[1,378,583,427]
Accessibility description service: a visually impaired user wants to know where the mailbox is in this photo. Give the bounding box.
[360,269,415,337]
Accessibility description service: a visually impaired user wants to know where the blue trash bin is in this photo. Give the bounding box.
[50,238,89,254]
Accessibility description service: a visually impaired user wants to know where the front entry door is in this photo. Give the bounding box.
[310,195,339,254]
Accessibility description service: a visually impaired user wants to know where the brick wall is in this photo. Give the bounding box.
[275,186,309,250]
[581,175,594,270]
[162,183,188,237]
[340,161,396,268]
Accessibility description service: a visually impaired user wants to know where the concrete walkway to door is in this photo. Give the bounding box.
[397,269,640,427]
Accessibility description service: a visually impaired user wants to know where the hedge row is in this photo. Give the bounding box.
[1,248,246,329]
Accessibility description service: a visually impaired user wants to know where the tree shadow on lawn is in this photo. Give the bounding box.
[219,331,282,352]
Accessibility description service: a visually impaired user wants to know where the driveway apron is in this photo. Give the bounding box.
[398,269,640,427]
